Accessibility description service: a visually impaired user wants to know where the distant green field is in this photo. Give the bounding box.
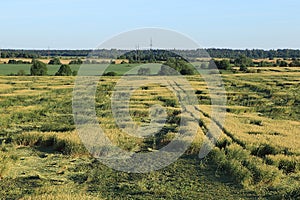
[0,63,162,76]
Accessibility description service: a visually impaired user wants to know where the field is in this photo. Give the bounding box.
[0,69,299,199]
[0,64,143,76]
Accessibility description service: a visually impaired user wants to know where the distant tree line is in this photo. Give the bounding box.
[1,49,300,59]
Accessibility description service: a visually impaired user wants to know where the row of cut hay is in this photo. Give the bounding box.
[12,131,87,155]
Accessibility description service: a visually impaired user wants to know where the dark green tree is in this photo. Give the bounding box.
[213,59,232,70]
[239,64,248,72]
[234,55,253,67]
[72,70,78,76]
[163,58,196,75]
[69,59,83,65]
[55,64,72,76]
[289,59,300,67]
[279,61,288,67]
[48,57,62,65]
[30,60,47,76]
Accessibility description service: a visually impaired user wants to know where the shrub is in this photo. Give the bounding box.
[72,70,78,76]
[103,71,117,76]
[239,64,248,72]
[48,57,62,65]
[69,59,83,65]
[30,60,47,76]
[55,64,72,76]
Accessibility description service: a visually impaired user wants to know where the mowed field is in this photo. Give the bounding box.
[0,70,299,199]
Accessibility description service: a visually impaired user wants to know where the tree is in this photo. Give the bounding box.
[72,70,78,76]
[289,59,300,67]
[239,64,248,72]
[69,59,83,65]
[180,67,195,75]
[234,55,253,67]
[163,58,196,75]
[279,60,288,67]
[213,59,232,70]
[138,67,151,75]
[30,60,47,76]
[55,64,72,76]
[48,57,62,65]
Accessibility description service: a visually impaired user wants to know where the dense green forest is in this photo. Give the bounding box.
[1,49,300,59]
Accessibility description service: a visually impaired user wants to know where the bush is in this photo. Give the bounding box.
[103,71,117,76]
[159,58,196,75]
[30,60,47,76]
[213,59,232,70]
[48,57,62,65]
[69,59,83,65]
[8,59,30,64]
[239,64,248,72]
[55,64,72,76]
[72,70,78,76]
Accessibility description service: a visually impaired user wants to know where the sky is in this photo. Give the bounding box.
[0,0,299,49]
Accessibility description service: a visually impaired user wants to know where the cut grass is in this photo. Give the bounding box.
[0,71,299,199]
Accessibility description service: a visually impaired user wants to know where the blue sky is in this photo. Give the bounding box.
[0,0,299,49]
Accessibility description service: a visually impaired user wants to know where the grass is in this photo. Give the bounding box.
[0,69,299,199]
[0,63,144,76]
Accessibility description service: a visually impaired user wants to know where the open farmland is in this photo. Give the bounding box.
[0,63,142,76]
[0,69,299,199]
